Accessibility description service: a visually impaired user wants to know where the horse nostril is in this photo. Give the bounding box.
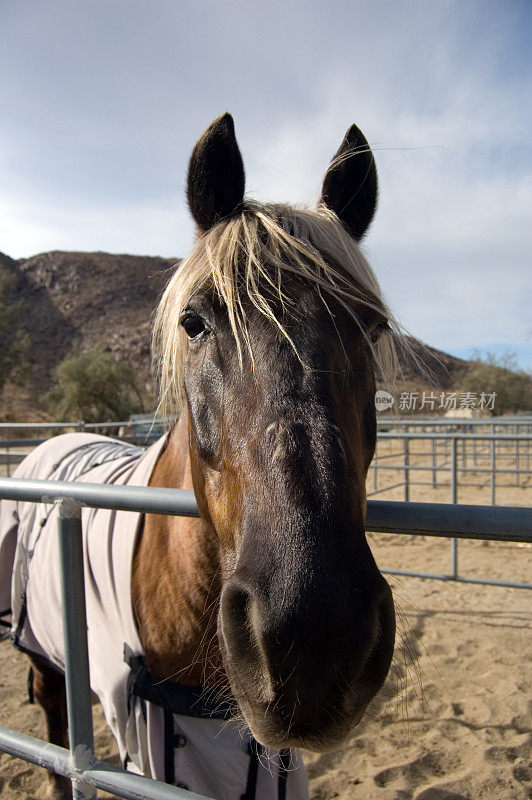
[220,581,277,706]
[220,581,258,664]
[222,583,250,621]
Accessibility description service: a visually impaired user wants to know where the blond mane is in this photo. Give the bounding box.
[153,201,405,416]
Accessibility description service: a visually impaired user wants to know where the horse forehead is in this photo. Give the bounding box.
[243,291,346,354]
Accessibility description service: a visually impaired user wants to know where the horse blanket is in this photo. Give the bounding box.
[0,433,308,800]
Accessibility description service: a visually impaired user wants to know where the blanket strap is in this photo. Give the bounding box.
[278,749,291,800]
[124,644,235,719]
[0,608,11,643]
[240,739,263,800]
[124,645,291,799]
[163,707,176,786]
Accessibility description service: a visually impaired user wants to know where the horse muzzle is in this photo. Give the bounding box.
[218,570,395,751]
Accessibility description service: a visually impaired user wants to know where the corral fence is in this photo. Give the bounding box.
[370,416,532,588]
[373,416,532,505]
[0,468,531,799]
[2,416,531,588]
[3,416,530,494]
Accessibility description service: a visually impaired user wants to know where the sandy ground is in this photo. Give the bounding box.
[0,440,530,799]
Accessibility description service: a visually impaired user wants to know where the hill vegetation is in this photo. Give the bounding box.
[0,254,29,396]
[46,342,146,423]
[454,351,532,416]
[0,250,172,419]
[0,249,529,421]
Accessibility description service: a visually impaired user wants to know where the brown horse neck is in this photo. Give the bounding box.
[131,415,224,687]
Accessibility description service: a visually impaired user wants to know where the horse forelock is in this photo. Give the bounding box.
[153,200,407,418]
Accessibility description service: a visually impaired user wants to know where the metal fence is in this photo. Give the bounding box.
[370,432,532,504]
[1,418,531,588]
[0,479,211,800]
[367,417,532,588]
[373,416,532,505]
[0,472,531,799]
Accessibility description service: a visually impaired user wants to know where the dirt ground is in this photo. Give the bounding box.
[0,440,530,800]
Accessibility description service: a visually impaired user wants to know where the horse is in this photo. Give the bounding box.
[0,113,401,800]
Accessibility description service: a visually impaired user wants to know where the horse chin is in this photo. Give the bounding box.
[233,693,368,753]
[220,647,379,753]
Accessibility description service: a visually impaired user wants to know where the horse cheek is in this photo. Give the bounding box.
[184,357,223,468]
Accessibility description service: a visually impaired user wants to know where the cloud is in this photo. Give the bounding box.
[0,196,191,261]
[0,0,530,366]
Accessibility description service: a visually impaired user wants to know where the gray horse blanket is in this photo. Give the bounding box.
[0,433,308,800]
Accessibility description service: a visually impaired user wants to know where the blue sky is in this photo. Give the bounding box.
[1,0,531,369]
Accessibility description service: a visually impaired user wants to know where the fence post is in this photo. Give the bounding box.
[403,434,409,502]
[431,436,437,489]
[58,501,96,800]
[490,438,496,506]
[451,437,458,578]
[5,428,10,478]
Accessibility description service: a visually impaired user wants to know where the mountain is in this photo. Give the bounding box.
[1,249,469,414]
[395,337,468,389]
[2,250,174,397]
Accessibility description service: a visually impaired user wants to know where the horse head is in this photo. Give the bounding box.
[154,113,396,752]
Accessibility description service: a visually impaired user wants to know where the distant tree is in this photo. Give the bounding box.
[46,343,145,423]
[0,267,29,394]
[456,351,532,415]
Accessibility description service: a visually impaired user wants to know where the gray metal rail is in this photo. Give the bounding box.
[0,476,530,542]
[0,726,210,800]
[0,483,215,800]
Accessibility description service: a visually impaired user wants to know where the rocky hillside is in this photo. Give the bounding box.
[2,250,174,399]
[1,249,468,415]
[395,337,467,388]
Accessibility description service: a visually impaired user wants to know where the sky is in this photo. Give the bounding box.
[1,0,531,370]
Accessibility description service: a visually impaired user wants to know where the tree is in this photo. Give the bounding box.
[46,343,145,423]
[0,266,29,394]
[456,351,532,415]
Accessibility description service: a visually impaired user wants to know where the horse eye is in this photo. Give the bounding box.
[180,312,208,340]
[371,321,390,343]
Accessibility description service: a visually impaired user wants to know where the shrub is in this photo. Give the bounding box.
[46,343,145,423]
[0,268,29,394]
[455,352,532,415]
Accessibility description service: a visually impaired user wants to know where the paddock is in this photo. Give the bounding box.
[370,416,531,589]
[0,419,530,799]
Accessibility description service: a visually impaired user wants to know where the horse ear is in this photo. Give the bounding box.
[320,123,378,240]
[187,113,246,233]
